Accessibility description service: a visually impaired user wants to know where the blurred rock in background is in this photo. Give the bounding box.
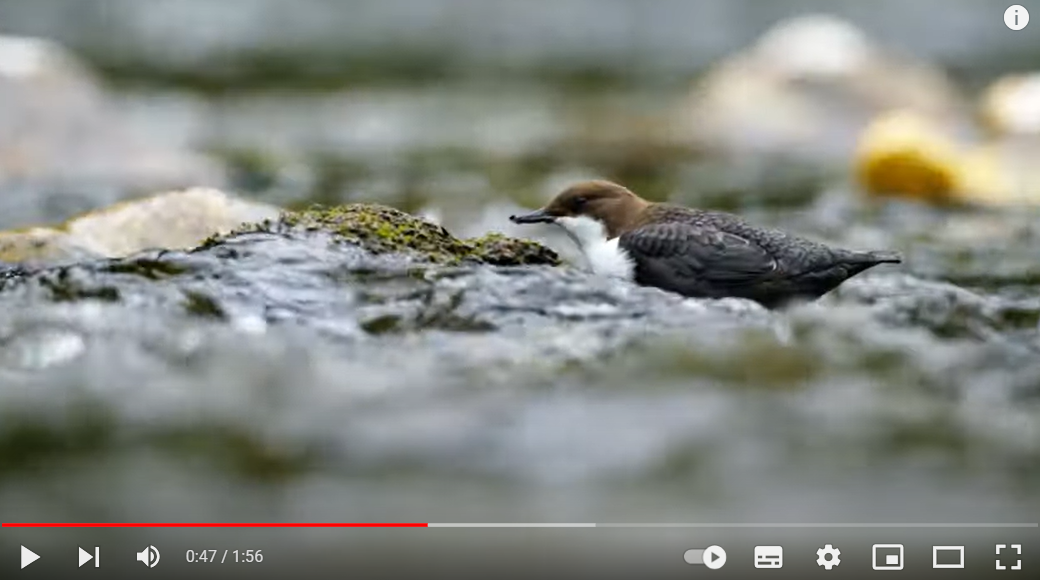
[981,72,1040,138]
[677,14,968,166]
[0,34,225,229]
[854,74,1040,207]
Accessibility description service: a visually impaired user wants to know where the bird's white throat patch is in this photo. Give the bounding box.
[555,215,635,280]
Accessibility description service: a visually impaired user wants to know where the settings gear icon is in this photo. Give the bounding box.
[816,544,841,570]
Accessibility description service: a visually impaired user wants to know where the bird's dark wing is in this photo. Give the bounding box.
[618,222,779,298]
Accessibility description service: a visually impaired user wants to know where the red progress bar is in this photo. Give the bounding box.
[1,523,429,528]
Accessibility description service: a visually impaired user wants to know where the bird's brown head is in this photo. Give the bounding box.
[509,180,649,238]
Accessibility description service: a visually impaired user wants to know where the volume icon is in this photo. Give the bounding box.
[136,545,160,568]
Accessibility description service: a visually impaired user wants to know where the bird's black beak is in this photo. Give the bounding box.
[509,208,555,224]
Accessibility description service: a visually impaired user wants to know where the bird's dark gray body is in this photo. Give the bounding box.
[509,180,902,308]
[618,204,901,308]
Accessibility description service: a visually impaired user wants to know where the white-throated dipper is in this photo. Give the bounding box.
[509,180,902,308]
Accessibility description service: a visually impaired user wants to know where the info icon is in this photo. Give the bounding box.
[873,544,904,570]
[1005,5,1029,30]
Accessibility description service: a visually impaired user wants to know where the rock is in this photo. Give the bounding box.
[834,273,1040,340]
[228,203,561,267]
[853,110,963,205]
[854,109,1040,206]
[0,34,225,227]
[64,187,281,257]
[0,190,558,269]
[980,72,1040,137]
[0,226,101,264]
[0,188,281,265]
[678,14,966,168]
[0,216,759,349]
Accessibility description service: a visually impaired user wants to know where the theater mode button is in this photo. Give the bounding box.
[684,546,727,569]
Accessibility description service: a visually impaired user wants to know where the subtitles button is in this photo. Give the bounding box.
[754,546,783,569]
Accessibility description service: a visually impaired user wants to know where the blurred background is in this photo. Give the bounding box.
[1,0,1038,233]
[0,0,1039,557]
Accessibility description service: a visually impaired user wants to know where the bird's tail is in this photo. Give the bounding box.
[837,249,902,278]
[860,250,902,265]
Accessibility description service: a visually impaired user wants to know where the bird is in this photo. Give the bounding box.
[509,180,901,308]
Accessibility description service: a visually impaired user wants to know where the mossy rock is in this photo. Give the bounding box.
[221,203,560,267]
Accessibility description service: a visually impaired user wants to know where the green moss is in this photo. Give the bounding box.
[360,313,404,335]
[151,427,313,481]
[212,203,560,267]
[590,330,822,391]
[0,411,113,475]
[182,290,228,320]
[280,204,462,261]
[38,269,121,303]
[462,232,559,266]
[103,257,192,280]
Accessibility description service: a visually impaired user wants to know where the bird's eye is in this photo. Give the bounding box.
[572,196,587,208]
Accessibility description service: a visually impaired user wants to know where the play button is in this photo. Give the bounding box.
[703,545,727,569]
[21,546,40,569]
